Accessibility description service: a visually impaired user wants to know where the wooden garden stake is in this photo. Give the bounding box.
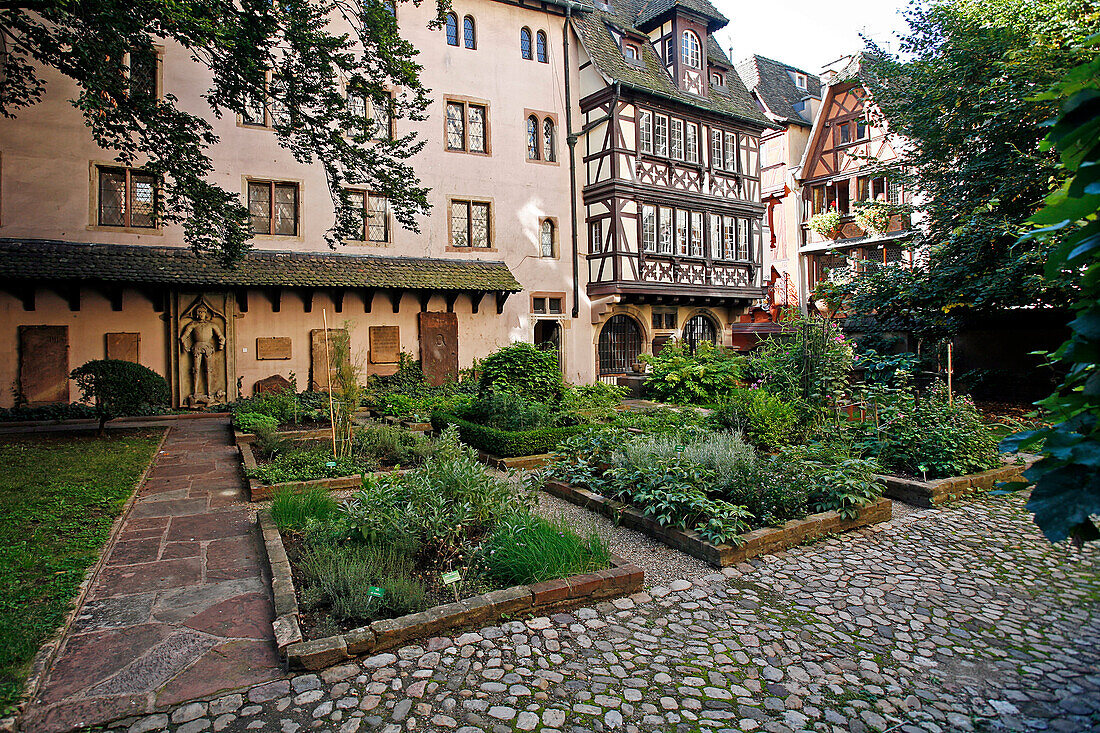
[323,309,337,459]
[947,342,954,407]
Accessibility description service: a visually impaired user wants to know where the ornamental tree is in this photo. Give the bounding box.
[0,0,442,263]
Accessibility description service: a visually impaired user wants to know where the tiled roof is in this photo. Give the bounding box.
[0,239,523,291]
[633,0,727,30]
[734,54,821,127]
[573,8,770,127]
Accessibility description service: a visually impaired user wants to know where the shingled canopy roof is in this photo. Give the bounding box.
[735,54,821,127]
[0,239,522,292]
[573,6,769,127]
[633,0,727,32]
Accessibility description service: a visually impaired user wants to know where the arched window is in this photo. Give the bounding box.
[542,117,555,162]
[682,314,718,354]
[445,13,458,46]
[463,16,476,49]
[540,219,555,257]
[681,30,701,69]
[520,27,533,59]
[526,115,540,160]
[536,30,548,63]
[598,315,643,377]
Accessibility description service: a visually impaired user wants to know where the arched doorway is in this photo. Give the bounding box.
[598,314,642,379]
[682,314,718,354]
[534,320,562,369]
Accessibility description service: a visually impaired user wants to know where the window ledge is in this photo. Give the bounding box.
[446,246,498,253]
[87,225,163,236]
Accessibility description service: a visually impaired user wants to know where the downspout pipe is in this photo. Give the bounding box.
[564,6,580,319]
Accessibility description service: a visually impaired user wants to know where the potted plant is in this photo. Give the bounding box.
[812,274,852,319]
[852,200,891,234]
[808,208,842,238]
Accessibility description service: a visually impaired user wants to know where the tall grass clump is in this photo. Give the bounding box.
[297,541,426,622]
[482,513,610,585]
[270,487,339,532]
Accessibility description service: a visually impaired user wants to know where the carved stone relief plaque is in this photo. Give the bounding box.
[177,296,229,407]
[418,312,458,387]
[256,337,292,360]
[19,325,69,405]
[369,326,400,364]
[106,332,140,362]
[310,328,350,391]
[254,374,293,396]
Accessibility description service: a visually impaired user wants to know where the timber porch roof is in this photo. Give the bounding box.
[0,239,523,292]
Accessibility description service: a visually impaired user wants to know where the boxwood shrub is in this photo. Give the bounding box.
[431,412,587,457]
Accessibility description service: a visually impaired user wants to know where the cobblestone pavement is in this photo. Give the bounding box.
[25,419,281,733]
[105,492,1099,733]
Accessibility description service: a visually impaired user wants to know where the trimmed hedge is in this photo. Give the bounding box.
[431,412,587,458]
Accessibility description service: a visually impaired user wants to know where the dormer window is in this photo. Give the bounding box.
[681,31,701,69]
[624,44,639,60]
[794,72,808,89]
[710,71,723,86]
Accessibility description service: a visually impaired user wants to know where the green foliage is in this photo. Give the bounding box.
[863,383,1001,479]
[297,539,427,623]
[608,405,709,435]
[481,513,610,586]
[230,388,327,427]
[459,391,556,431]
[780,444,885,520]
[248,446,376,484]
[747,314,855,403]
[641,341,747,405]
[851,0,1093,336]
[0,403,99,423]
[808,209,841,237]
[234,412,279,435]
[559,382,628,421]
[0,430,162,714]
[1,0,440,262]
[270,487,339,533]
[431,412,587,457]
[69,359,171,432]
[710,388,810,450]
[1002,37,1100,543]
[478,342,565,402]
[364,353,478,420]
[354,422,434,467]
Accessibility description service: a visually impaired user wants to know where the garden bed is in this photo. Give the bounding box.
[877,457,1035,508]
[239,438,411,501]
[258,510,642,670]
[542,479,891,567]
[431,412,587,458]
[476,451,554,471]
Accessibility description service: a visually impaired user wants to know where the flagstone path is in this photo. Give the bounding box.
[107,492,1100,733]
[22,419,282,733]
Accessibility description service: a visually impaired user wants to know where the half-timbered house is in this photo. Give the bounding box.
[572,0,772,379]
[797,54,913,304]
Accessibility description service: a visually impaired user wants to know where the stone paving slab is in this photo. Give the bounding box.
[116,492,1099,733]
[22,419,282,733]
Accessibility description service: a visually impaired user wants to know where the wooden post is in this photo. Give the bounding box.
[947,342,954,407]
[323,309,337,459]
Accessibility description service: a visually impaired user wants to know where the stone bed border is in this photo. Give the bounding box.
[877,457,1035,508]
[238,439,410,501]
[257,510,644,671]
[476,451,553,471]
[542,479,893,568]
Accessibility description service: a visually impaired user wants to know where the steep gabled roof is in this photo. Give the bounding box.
[633,0,727,32]
[0,239,523,292]
[572,8,769,127]
[734,54,821,127]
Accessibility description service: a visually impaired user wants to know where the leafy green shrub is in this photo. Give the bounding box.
[479,342,564,402]
[0,402,100,423]
[354,422,434,467]
[270,487,339,533]
[746,314,854,402]
[247,446,376,484]
[234,412,279,435]
[866,383,1000,479]
[608,405,709,435]
[297,541,426,622]
[641,341,746,405]
[710,388,811,449]
[481,513,610,585]
[69,359,171,432]
[431,412,587,457]
[559,383,627,421]
[458,391,556,431]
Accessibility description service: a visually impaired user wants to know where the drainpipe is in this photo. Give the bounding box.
[564,6,580,319]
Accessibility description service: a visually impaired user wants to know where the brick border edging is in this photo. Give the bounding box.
[257,509,643,671]
[877,456,1036,508]
[7,426,172,732]
[240,441,410,501]
[542,480,893,568]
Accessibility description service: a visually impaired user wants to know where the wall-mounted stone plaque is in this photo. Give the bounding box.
[106,332,140,362]
[254,374,293,396]
[369,326,400,364]
[418,312,458,387]
[256,337,292,360]
[19,325,69,405]
[310,328,350,391]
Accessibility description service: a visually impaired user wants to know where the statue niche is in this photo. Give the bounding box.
[178,297,228,407]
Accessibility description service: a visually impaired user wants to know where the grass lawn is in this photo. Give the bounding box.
[0,429,164,716]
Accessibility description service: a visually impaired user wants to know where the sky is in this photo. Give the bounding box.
[710,0,917,74]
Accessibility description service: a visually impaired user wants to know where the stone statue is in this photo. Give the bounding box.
[179,302,226,406]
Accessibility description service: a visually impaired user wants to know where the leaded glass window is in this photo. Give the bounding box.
[671,118,684,160]
[542,118,555,162]
[248,180,298,236]
[370,95,392,141]
[736,218,748,260]
[536,30,547,62]
[521,28,532,59]
[690,212,703,257]
[471,202,490,246]
[711,129,723,169]
[527,115,539,160]
[128,48,158,100]
[725,131,738,172]
[654,114,668,157]
[463,16,476,49]
[676,209,688,255]
[658,206,673,254]
[685,122,698,163]
[450,200,468,247]
[467,104,486,152]
[98,167,157,229]
[641,205,656,252]
[639,110,653,155]
[446,102,465,150]
[451,200,491,248]
[540,220,554,257]
[445,13,458,45]
[723,216,736,260]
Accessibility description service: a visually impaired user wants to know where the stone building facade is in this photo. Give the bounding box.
[0,0,769,407]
